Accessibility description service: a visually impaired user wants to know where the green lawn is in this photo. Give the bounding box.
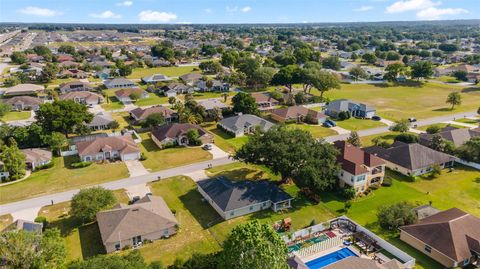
[359,131,405,147]
[202,123,249,154]
[454,117,479,125]
[134,93,169,107]
[333,117,386,131]
[0,156,129,204]
[111,111,131,130]
[287,123,338,138]
[1,111,31,122]
[316,82,480,121]
[128,66,199,79]
[0,214,13,230]
[416,123,466,131]
[436,76,460,83]
[101,89,124,111]
[138,133,212,172]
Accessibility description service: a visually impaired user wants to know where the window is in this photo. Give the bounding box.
[115,243,121,251]
[356,175,366,182]
[249,206,254,211]
[424,245,432,253]
[463,258,470,266]
[164,229,169,235]
[230,212,234,216]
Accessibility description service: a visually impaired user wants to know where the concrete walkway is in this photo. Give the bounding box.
[443,120,478,129]
[209,144,230,159]
[124,160,149,177]
[380,118,395,126]
[183,170,208,182]
[125,184,151,200]
[330,126,350,135]
[11,207,42,222]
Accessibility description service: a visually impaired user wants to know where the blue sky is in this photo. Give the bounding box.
[0,0,478,24]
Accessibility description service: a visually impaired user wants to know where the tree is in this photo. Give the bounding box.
[234,126,339,191]
[389,119,410,133]
[186,128,201,146]
[39,63,58,82]
[143,113,165,128]
[384,63,405,82]
[271,65,301,92]
[322,56,341,70]
[394,133,419,144]
[0,103,11,119]
[348,67,368,81]
[311,71,340,100]
[346,131,361,147]
[36,100,93,138]
[199,60,222,74]
[211,107,223,122]
[0,228,66,269]
[235,57,261,77]
[456,137,480,163]
[221,51,239,69]
[129,92,142,102]
[438,43,458,52]
[10,51,28,64]
[411,61,433,80]
[46,132,67,156]
[426,124,442,134]
[107,120,120,131]
[446,92,462,110]
[3,76,21,87]
[68,250,148,269]
[452,70,468,81]
[362,53,377,64]
[218,220,288,269]
[70,187,117,223]
[377,202,417,231]
[249,67,276,89]
[429,134,454,154]
[58,44,76,55]
[168,96,176,105]
[294,92,307,105]
[0,138,26,181]
[232,92,260,116]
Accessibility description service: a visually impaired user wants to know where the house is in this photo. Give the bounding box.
[3,96,43,111]
[325,99,376,119]
[59,81,93,93]
[364,142,455,177]
[104,78,137,89]
[197,176,293,220]
[151,123,212,148]
[57,55,74,62]
[87,112,115,130]
[75,135,141,162]
[114,88,148,103]
[251,92,280,111]
[271,106,327,124]
[160,83,194,95]
[95,69,111,80]
[197,99,228,114]
[96,195,178,253]
[419,126,480,147]
[218,114,275,137]
[59,69,88,79]
[130,105,176,123]
[400,208,480,268]
[141,74,171,83]
[59,91,105,105]
[179,73,202,85]
[333,141,386,194]
[21,148,52,170]
[195,80,230,92]
[2,84,44,96]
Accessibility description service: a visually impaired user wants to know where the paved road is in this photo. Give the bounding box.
[0,157,234,216]
[324,110,478,143]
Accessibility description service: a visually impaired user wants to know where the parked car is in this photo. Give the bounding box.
[326,119,337,127]
[372,115,382,121]
[408,117,417,122]
[202,144,213,150]
[323,122,333,128]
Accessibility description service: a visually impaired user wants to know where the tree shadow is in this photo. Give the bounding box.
[179,189,223,229]
[461,87,480,93]
[48,216,80,237]
[78,222,105,258]
[212,168,267,181]
[432,107,453,112]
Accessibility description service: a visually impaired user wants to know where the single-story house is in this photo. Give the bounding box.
[75,135,141,162]
[97,195,178,253]
[400,208,480,268]
[3,96,43,111]
[197,98,228,113]
[87,112,115,130]
[197,176,293,220]
[151,123,212,148]
[419,126,480,147]
[59,69,88,79]
[130,105,176,123]
[21,148,52,170]
[114,88,148,103]
[59,81,93,93]
[179,73,202,85]
[364,142,455,177]
[251,92,280,111]
[2,84,44,97]
[160,83,194,96]
[58,61,79,69]
[59,91,105,105]
[141,74,171,83]
[334,141,385,194]
[195,80,230,92]
[104,78,137,89]
[57,55,74,62]
[325,99,376,119]
[271,106,327,124]
[218,114,275,137]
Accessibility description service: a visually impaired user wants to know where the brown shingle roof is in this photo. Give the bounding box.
[114,88,145,98]
[334,141,385,175]
[271,105,326,121]
[151,123,208,142]
[130,105,175,121]
[400,208,480,262]
[96,195,178,244]
[21,148,52,164]
[3,96,43,106]
[75,136,139,157]
[251,92,279,103]
[419,127,480,147]
[59,91,105,103]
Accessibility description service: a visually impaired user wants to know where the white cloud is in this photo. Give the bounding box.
[416,7,468,20]
[116,1,133,7]
[18,6,62,17]
[90,10,122,19]
[385,0,440,13]
[354,6,373,12]
[241,6,252,12]
[204,8,212,13]
[138,10,177,22]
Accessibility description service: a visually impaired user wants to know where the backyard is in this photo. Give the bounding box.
[202,123,249,154]
[127,66,200,79]
[0,156,129,204]
[1,111,31,122]
[138,133,212,172]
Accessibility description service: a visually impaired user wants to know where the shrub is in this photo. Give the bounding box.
[140,153,147,161]
[394,133,419,144]
[426,124,442,134]
[341,186,356,200]
[70,161,92,168]
[382,177,393,187]
[34,162,54,171]
[377,202,418,231]
[34,216,48,227]
[338,111,348,120]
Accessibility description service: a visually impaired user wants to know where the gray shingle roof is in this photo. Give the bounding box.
[197,176,292,212]
[219,114,274,133]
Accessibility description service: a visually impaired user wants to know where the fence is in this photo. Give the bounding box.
[455,158,480,170]
[282,221,330,243]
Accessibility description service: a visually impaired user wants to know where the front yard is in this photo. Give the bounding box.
[127,66,200,79]
[0,156,129,204]
[202,123,249,154]
[133,92,169,107]
[1,111,31,122]
[138,133,212,172]
[334,117,386,131]
[287,123,338,138]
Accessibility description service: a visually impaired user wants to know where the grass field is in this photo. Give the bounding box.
[134,93,169,107]
[287,123,338,138]
[333,117,386,131]
[138,133,212,172]
[416,123,465,131]
[202,123,249,154]
[454,117,479,125]
[111,111,131,130]
[101,89,124,110]
[0,214,13,230]
[1,111,31,122]
[128,66,199,79]
[317,82,480,121]
[359,131,412,147]
[0,156,129,204]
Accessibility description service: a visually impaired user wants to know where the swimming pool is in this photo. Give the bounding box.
[305,248,357,269]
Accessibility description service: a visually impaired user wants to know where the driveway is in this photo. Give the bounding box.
[124,160,149,177]
[331,126,350,135]
[183,170,208,182]
[380,118,395,126]
[88,104,105,114]
[11,207,42,222]
[443,120,478,129]
[209,144,229,159]
[125,184,151,200]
